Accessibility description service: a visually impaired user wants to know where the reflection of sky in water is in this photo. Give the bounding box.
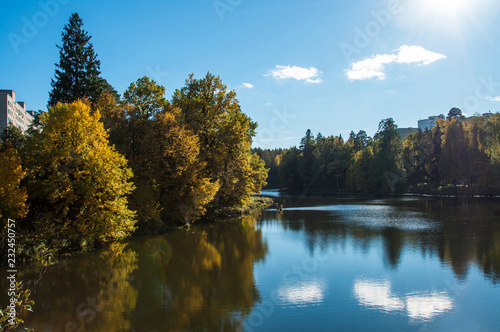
[283,205,437,230]
[277,280,325,307]
[353,279,454,321]
[354,280,405,312]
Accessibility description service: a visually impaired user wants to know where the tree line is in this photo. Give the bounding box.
[0,13,267,251]
[260,109,500,195]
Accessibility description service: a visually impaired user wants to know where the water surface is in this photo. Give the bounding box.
[3,193,500,331]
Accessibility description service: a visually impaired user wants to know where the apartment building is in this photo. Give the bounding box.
[0,90,34,133]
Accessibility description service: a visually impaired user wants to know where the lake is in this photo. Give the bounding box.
[5,192,500,331]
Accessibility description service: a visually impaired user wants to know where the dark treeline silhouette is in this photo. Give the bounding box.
[263,110,500,195]
[252,148,283,188]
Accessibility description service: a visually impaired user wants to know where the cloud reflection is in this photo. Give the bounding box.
[278,280,324,306]
[406,293,454,320]
[354,280,405,312]
[353,279,454,321]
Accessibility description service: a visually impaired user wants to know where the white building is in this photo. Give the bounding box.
[418,114,445,131]
[0,90,34,133]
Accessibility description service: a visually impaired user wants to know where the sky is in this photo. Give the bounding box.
[1,0,500,149]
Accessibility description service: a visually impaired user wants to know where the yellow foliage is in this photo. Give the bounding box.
[0,144,28,225]
[24,100,136,244]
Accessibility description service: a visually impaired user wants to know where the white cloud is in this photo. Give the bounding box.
[396,45,447,65]
[346,54,396,81]
[266,65,323,83]
[487,96,500,101]
[346,45,446,81]
[241,83,254,89]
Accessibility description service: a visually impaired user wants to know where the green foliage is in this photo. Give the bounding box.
[0,125,25,151]
[123,76,167,120]
[23,100,136,246]
[48,13,103,108]
[269,113,500,195]
[0,282,35,331]
[252,148,284,188]
[447,107,464,120]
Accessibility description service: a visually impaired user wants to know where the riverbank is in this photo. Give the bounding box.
[1,195,275,267]
[206,196,274,219]
[265,187,500,198]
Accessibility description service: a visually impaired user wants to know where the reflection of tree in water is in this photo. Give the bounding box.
[20,243,139,331]
[262,197,500,283]
[129,215,268,331]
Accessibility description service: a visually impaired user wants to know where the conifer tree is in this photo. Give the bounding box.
[48,13,103,108]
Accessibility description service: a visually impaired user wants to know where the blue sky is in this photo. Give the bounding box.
[1,0,500,148]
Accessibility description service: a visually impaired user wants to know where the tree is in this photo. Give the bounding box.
[347,146,375,192]
[100,77,121,103]
[0,124,25,151]
[116,77,219,227]
[373,118,404,193]
[0,144,28,228]
[23,101,136,246]
[447,107,463,120]
[277,147,302,192]
[123,76,167,120]
[299,129,316,189]
[439,118,468,187]
[172,72,267,207]
[48,13,103,108]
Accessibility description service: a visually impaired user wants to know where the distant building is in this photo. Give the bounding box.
[418,114,445,131]
[0,90,34,133]
[396,127,418,139]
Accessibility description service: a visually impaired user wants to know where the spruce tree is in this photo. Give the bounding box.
[48,13,103,108]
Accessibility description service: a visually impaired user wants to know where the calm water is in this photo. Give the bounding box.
[4,192,500,331]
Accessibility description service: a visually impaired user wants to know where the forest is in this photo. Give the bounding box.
[255,110,500,195]
[0,13,268,253]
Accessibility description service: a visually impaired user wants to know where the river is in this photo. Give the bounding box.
[4,191,500,331]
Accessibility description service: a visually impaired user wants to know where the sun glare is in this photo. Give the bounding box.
[420,0,472,17]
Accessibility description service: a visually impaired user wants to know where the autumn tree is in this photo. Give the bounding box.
[0,144,28,229]
[48,13,103,108]
[439,118,468,187]
[116,77,219,228]
[347,145,375,193]
[23,101,136,246]
[172,73,267,207]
